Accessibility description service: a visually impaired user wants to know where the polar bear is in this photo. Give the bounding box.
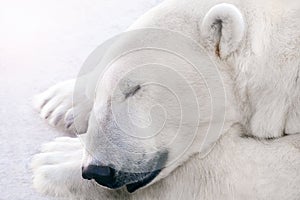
[32,0,300,199]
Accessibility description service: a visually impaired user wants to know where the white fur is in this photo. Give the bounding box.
[201,3,245,58]
[32,125,300,200]
[128,0,300,137]
[32,0,300,199]
[33,78,93,134]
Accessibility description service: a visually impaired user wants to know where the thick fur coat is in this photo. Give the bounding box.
[32,0,300,199]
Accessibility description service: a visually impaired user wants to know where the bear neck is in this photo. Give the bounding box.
[130,127,239,200]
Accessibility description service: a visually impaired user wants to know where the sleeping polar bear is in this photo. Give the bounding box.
[32,0,300,199]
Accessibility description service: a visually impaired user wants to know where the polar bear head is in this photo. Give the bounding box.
[80,0,300,194]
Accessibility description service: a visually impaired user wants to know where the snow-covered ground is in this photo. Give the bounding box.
[0,1,161,199]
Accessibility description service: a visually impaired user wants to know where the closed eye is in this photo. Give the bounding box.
[124,85,141,99]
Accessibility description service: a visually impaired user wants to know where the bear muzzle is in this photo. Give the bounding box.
[81,151,168,193]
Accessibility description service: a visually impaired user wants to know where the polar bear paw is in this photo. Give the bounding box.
[31,137,90,197]
[33,79,93,134]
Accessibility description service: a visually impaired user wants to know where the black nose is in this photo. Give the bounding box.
[82,165,116,188]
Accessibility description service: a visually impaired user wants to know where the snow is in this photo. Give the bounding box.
[0,0,161,199]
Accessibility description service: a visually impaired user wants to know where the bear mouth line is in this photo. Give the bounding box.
[91,150,168,193]
[91,168,163,193]
[125,168,163,193]
[125,151,168,193]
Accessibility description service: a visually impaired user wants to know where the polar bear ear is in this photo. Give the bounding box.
[201,3,245,58]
